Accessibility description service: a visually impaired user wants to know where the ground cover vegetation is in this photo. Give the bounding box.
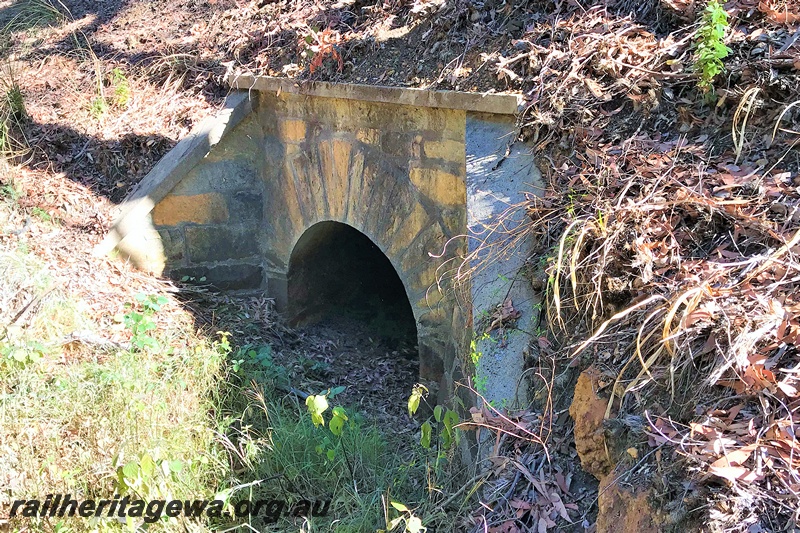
[0,0,798,531]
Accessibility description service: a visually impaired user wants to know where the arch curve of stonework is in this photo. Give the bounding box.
[254,95,470,395]
[286,220,418,341]
[262,135,464,326]
[103,84,537,416]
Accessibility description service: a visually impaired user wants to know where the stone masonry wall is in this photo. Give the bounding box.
[254,91,469,398]
[151,91,472,400]
[151,113,266,290]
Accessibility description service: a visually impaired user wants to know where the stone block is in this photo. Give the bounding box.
[423,139,464,163]
[227,192,263,223]
[170,159,259,196]
[409,167,466,206]
[169,263,264,291]
[596,473,663,532]
[262,135,285,181]
[152,193,229,227]
[356,128,381,145]
[279,119,307,143]
[292,150,329,222]
[416,286,444,310]
[386,202,431,258]
[318,139,353,220]
[400,223,448,275]
[570,366,614,479]
[157,228,185,264]
[417,304,447,328]
[185,225,260,263]
[204,114,263,163]
[418,336,446,384]
[439,206,469,240]
[381,131,412,157]
[116,227,167,275]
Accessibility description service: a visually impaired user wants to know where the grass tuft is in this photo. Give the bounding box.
[0,0,64,36]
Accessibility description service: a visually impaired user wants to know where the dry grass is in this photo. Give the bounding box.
[439,0,800,528]
[525,91,800,528]
[0,173,230,531]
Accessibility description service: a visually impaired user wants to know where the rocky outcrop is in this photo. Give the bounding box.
[596,473,663,532]
[569,366,613,479]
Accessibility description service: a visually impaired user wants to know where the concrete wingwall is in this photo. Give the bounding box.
[101,81,541,414]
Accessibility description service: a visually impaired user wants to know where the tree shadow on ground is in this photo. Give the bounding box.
[22,119,174,203]
[0,0,689,205]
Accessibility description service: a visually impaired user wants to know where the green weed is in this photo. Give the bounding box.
[0,64,28,158]
[470,332,493,396]
[121,293,168,352]
[111,67,131,107]
[695,0,731,92]
[0,180,21,202]
[89,95,108,118]
[30,206,50,222]
[0,339,45,369]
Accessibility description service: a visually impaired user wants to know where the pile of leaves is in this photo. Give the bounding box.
[459,398,597,532]
[509,0,800,530]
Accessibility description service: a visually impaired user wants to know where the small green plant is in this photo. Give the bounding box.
[305,386,355,477]
[89,96,108,118]
[694,0,731,92]
[298,354,331,376]
[0,180,21,202]
[122,293,167,352]
[0,339,45,369]
[230,356,245,373]
[213,330,231,355]
[179,274,207,283]
[30,206,51,222]
[113,451,187,527]
[114,452,185,499]
[474,373,488,396]
[110,68,131,107]
[469,332,492,396]
[407,384,460,454]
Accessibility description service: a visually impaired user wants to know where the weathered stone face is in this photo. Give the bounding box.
[259,93,468,394]
[149,91,470,397]
[105,84,541,416]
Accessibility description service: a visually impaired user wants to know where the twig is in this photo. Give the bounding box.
[1,285,57,337]
[437,470,492,510]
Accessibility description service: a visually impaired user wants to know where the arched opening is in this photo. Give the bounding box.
[287,220,418,354]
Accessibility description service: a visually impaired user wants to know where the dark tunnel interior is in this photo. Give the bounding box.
[287,221,418,349]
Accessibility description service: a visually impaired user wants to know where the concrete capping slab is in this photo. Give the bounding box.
[95,91,254,257]
[228,73,522,115]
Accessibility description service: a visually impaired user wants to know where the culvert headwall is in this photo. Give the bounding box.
[98,77,542,420]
